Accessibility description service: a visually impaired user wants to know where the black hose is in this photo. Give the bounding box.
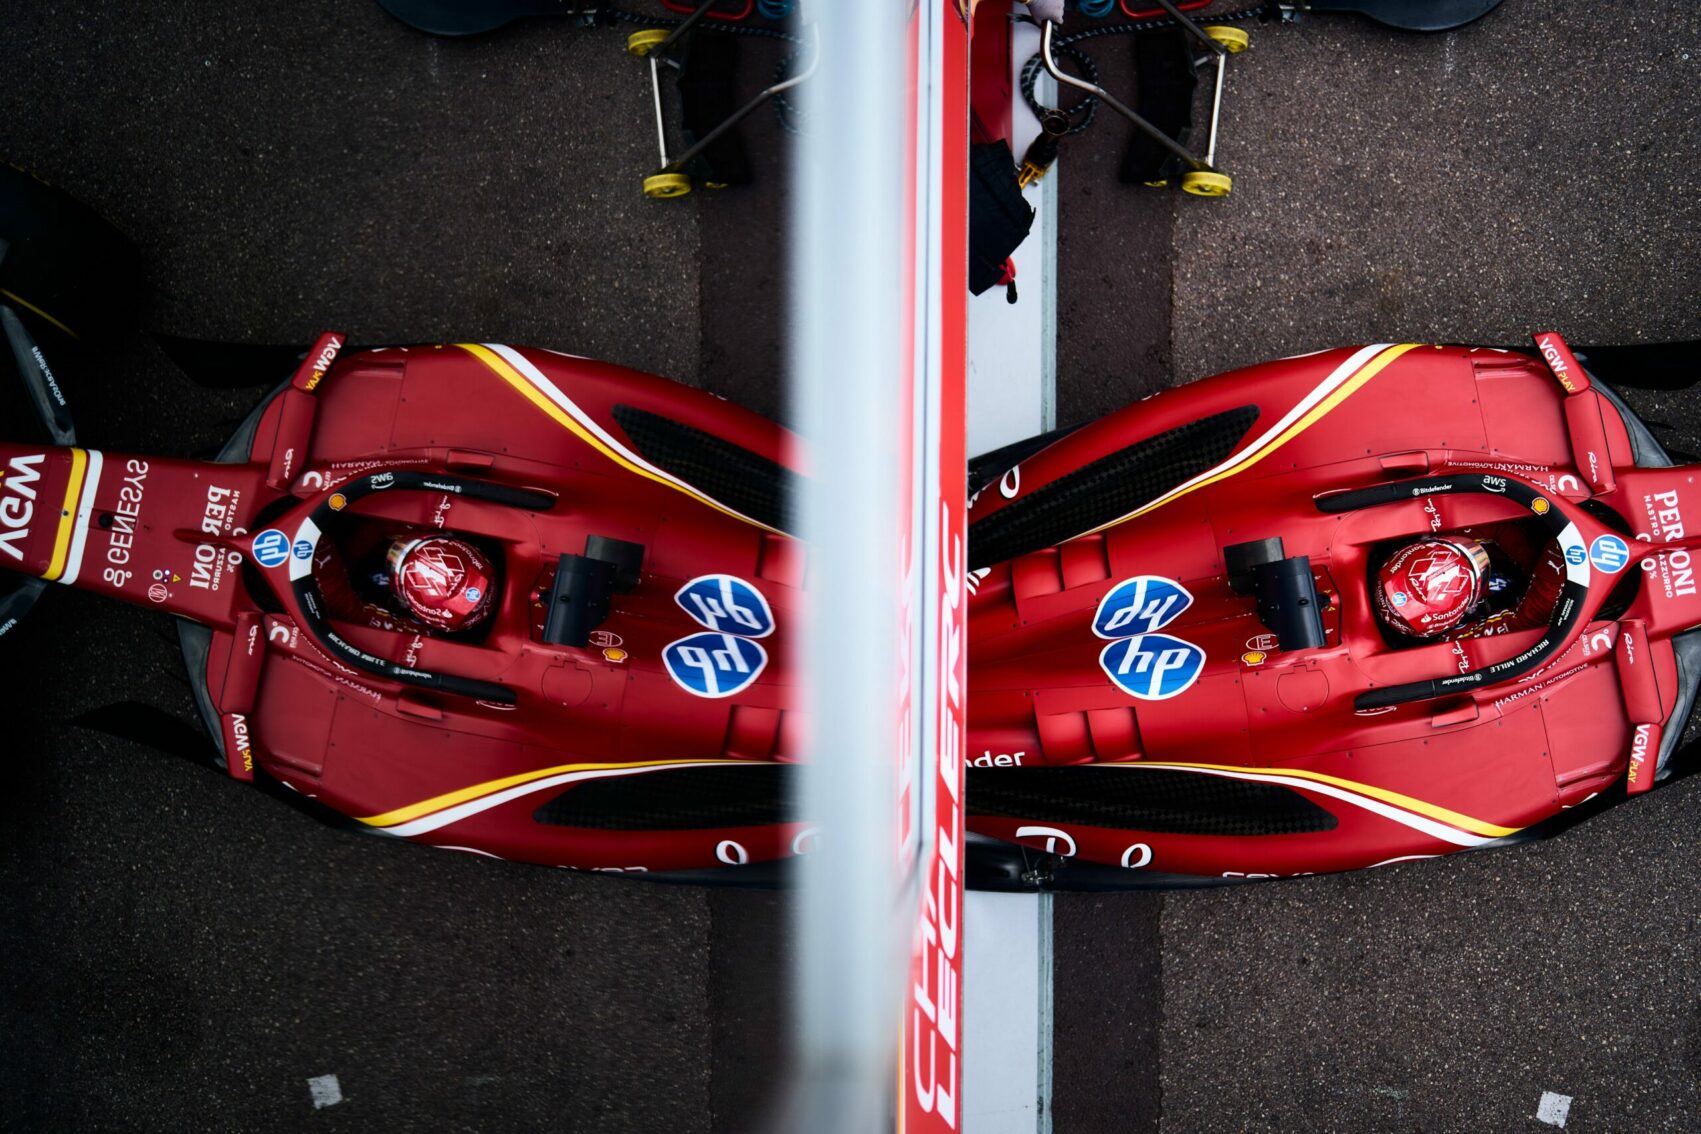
[607,5,811,133]
[1019,5,1269,136]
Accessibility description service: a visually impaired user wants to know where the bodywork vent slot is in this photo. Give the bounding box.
[968,405,1260,570]
[968,765,1337,836]
[612,404,798,534]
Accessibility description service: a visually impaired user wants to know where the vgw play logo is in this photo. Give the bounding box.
[1093,576,1206,701]
[663,575,774,698]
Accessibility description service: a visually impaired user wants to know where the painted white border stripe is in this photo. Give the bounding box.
[377,760,733,838]
[1107,764,1490,847]
[57,448,103,585]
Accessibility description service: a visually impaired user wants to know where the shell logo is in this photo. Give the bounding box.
[1241,650,1268,666]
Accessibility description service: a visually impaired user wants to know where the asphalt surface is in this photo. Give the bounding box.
[1050,1,1701,1130]
[5,1,1699,1132]
[0,3,795,1131]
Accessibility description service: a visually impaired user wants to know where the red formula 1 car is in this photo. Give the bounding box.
[963,335,1701,888]
[1,168,807,880]
[2,336,810,876]
[9,167,1696,889]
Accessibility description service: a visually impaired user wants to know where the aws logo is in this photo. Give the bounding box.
[0,454,45,562]
[1093,575,1207,701]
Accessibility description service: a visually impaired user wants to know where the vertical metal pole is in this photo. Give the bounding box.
[788,1,908,1130]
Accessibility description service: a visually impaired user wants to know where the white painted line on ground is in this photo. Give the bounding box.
[1536,1090,1572,1127]
[307,1074,344,1110]
[961,19,1060,1133]
[965,20,1057,458]
[964,891,1042,1132]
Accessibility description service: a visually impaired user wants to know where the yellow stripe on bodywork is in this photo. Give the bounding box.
[457,342,777,532]
[1127,760,1520,839]
[1085,342,1422,537]
[42,447,88,581]
[358,757,746,829]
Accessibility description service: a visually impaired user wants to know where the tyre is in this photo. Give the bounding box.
[0,162,143,340]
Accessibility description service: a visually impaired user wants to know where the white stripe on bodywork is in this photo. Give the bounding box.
[1151,343,1389,499]
[483,342,768,528]
[1366,854,1444,868]
[376,760,735,838]
[1075,343,1392,536]
[58,448,103,585]
[1108,762,1491,848]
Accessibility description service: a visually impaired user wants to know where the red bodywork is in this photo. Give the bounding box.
[964,338,1701,883]
[1,338,807,874]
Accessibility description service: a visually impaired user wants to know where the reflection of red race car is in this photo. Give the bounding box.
[1,166,807,880]
[4,334,810,875]
[963,335,1701,888]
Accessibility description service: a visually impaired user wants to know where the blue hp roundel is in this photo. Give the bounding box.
[1589,534,1630,574]
[251,529,291,569]
[1093,576,1193,639]
[1564,544,1587,567]
[664,633,768,698]
[1099,634,1207,701]
[675,575,775,638]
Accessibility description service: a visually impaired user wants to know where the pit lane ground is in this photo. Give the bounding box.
[2,2,1698,1131]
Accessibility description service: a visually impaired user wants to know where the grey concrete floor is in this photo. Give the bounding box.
[1050,1,1701,1130]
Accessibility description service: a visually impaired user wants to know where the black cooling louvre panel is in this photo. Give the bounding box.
[612,404,799,534]
[533,763,795,831]
[967,404,1261,570]
[967,765,1338,837]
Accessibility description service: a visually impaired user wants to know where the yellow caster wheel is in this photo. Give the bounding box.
[644,172,693,200]
[1203,25,1250,53]
[627,29,670,57]
[1142,179,1170,189]
[1180,170,1233,198]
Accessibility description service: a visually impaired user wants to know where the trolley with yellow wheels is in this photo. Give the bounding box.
[626,28,671,57]
[631,0,817,201]
[643,172,694,200]
[1035,0,1246,200]
[1179,170,1232,197]
[1200,24,1249,54]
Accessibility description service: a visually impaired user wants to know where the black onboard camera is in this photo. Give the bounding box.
[542,536,646,647]
[1224,537,1326,651]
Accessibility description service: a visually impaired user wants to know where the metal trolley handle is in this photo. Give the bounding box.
[637,0,819,199]
[1037,3,1240,196]
[283,471,556,705]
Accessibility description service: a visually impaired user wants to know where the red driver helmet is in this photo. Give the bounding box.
[387,536,496,632]
[1373,536,1492,638]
